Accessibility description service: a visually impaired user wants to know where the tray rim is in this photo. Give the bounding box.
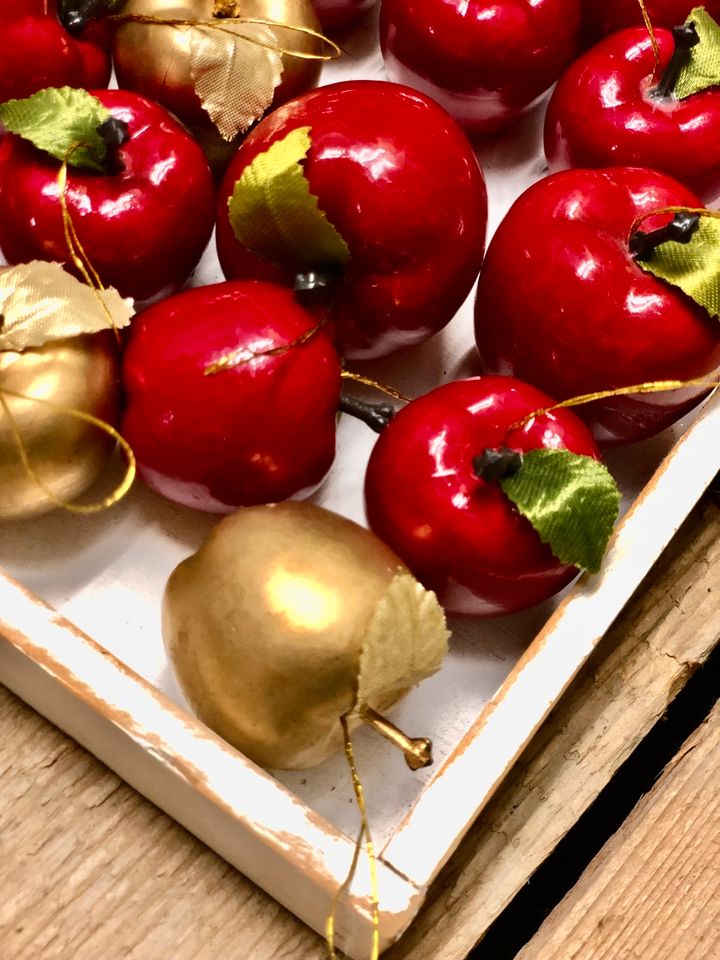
[1,390,718,958]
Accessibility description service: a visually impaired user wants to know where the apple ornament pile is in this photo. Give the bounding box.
[379,0,582,135]
[311,0,376,32]
[216,80,488,358]
[0,87,215,302]
[474,167,720,445]
[0,0,112,103]
[546,7,720,204]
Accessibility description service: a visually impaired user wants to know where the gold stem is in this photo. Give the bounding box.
[360,706,433,771]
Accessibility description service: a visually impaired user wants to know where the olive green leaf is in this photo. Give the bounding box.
[673,7,720,99]
[636,216,720,320]
[501,450,620,574]
[227,126,351,272]
[0,87,111,172]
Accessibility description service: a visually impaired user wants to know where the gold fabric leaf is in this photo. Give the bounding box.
[0,262,134,353]
[356,573,450,712]
[189,22,283,141]
[227,126,351,271]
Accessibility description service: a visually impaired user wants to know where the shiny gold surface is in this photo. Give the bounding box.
[113,0,323,133]
[0,335,120,520]
[162,502,409,770]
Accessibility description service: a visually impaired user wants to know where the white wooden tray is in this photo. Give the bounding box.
[2,10,719,958]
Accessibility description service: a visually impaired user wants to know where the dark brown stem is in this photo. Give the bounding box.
[629,211,701,259]
[473,446,523,482]
[360,706,433,771]
[96,117,130,176]
[338,395,395,433]
[649,21,700,99]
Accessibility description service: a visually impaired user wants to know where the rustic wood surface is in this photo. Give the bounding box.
[516,698,720,960]
[0,500,718,960]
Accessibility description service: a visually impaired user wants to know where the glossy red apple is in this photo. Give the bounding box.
[365,376,601,616]
[582,0,720,43]
[474,168,720,446]
[123,281,342,512]
[0,0,111,102]
[379,0,581,135]
[312,0,376,31]
[0,89,215,303]
[545,26,720,205]
[216,80,488,359]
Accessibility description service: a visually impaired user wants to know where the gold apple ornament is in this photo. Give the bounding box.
[162,501,450,770]
[112,0,336,170]
[0,262,135,519]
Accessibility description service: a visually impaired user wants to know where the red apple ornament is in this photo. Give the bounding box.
[365,377,616,617]
[216,80,488,359]
[122,280,342,512]
[0,0,111,102]
[474,168,720,446]
[582,0,720,43]
[0,88,215,303]
[379,0,582,135]
[546,11,720,205]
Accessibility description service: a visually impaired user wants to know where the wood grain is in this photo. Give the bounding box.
[516,699,720,960]
[0,501,718,960]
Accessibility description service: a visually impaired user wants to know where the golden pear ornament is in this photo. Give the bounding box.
[112,0,325,152]
[162,502,450,770]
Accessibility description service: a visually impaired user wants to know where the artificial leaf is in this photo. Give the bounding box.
[500,449,620,574]
[227,126,351,271]
[0,262,134,353]
[190,21,283,142]
[673,8,720,99]
[356,573,449,711]
[0,87,111,172]
[636,216,720,319]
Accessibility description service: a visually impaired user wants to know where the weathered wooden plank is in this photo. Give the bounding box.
[515,700,720,960]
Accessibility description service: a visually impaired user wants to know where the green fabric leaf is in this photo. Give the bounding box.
[0,87,111,172]
[227,126,351,272]
[673,7,720,99]
[500,450,620,574]
[636,217,720,320]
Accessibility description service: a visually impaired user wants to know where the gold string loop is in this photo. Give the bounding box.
[340,370,411,404]
[0,388,136,514]
[636,0,662,80]
[326,715,380,960]
[108,14,343,63]
[204,315,329,375]
[508,376,720,435]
